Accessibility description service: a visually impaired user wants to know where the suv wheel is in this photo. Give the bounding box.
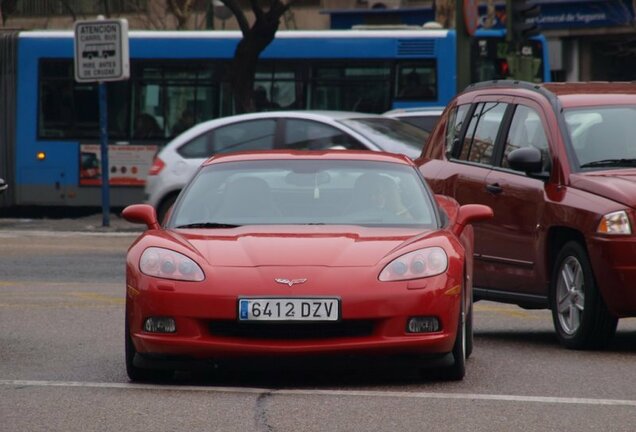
[550,241,617,349]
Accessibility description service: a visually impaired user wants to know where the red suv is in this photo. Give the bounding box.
[418,81,636,349]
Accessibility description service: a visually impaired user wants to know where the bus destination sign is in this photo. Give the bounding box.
[74,18,130,83]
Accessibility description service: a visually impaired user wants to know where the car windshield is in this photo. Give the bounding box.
[564,106,636,169]
[339,118,428,159]
[169,159,438,229]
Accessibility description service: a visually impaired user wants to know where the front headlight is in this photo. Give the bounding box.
[379,247,448,282]
[139,247,205,281]
[597,210,632,235]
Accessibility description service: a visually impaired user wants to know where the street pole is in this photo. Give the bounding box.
[98,81,110,227]
[455,0,472,93]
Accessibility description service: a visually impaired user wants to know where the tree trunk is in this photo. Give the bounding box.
[222,0,294,114]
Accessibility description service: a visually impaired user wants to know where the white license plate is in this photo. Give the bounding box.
[238,298,340,321]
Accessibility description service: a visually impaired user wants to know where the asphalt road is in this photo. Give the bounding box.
[1,228,635,431]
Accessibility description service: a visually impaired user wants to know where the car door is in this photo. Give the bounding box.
[476,100,551,298]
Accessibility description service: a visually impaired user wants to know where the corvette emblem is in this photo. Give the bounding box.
[275,278,307,287]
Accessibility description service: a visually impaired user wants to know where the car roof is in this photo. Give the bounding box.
[162,110,387,151]
[202,150,414,166]
[464,80,636,109]
[542,82,636,108]
[383,107,445,117]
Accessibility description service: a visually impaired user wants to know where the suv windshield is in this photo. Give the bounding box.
[565,106,636,169]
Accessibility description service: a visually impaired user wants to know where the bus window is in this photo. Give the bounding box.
[255,63,303,110]
[396,62,437,101]
[310,64,391,113]
[39,60,127,139]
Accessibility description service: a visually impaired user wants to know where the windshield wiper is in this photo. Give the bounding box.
[580,158,636,168]
[175,222,242,229]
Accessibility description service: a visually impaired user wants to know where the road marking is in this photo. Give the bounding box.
[1,379,635,407]
[474,304,540,318]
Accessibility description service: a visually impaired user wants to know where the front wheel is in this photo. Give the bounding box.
[550,241,617,350]
[125,315,173,382]
[439,290,467,381]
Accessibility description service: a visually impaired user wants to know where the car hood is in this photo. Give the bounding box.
[570,170,636,208]
[167,225,435,267]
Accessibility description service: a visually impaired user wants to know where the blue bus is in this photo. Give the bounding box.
[0,29,549,209]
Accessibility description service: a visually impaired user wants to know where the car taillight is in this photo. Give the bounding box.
[148,157,165,176]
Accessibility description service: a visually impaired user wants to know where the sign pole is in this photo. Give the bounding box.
[74,17,129,228]
[98,81,110,227]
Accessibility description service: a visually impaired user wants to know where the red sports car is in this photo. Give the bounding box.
[122,150,492,381]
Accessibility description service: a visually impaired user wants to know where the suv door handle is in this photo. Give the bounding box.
[486,183,503,194]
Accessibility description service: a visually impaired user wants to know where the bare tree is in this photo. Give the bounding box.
[434,0,455,29]
[220,0,297,113]
[167,0,196,29]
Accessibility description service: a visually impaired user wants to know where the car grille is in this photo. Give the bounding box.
[208,320,375,340]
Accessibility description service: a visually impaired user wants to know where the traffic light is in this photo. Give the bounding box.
[508,0,541,42]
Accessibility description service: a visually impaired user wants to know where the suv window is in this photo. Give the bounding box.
[459,102,507,164]
[502,105,550,170]
[445,104,470,155]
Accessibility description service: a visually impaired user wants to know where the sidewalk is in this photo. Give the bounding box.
[0,212,143,234]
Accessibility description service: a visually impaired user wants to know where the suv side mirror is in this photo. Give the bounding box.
[507,147,544,175]
[0,178,7,194]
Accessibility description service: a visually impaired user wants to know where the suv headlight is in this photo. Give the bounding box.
[597,210,632,235]
[139,247,205,281]
[379,247,448,282]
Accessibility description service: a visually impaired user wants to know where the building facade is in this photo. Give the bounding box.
[2,0,636,82]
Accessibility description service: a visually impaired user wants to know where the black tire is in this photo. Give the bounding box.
[465,301,474,359]
[446,305,466,380]
[125,315,173,382]
[439,289,467,381]
[550,241,618,350]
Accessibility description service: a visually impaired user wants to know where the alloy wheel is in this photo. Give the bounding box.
[556,256,585,335]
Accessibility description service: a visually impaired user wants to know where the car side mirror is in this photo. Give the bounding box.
[122,204,160,230]
[453,204,493,237]
[0,178,7,194]
[507,147,544,175]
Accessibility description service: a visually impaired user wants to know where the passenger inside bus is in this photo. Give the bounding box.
[172,109,196,136]
[398,71,434,99]
[254,86,280,111]
[134,113,162,139]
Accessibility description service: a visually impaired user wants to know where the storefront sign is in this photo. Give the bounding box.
[477,0,634,30]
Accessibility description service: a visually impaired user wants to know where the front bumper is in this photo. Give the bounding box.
[126,268,461,360]
[588,235,636,316]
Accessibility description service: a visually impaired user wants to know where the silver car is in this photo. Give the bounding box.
[145,111,428,222]
[383,107,444,134]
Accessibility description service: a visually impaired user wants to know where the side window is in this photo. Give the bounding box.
[211,119,277,153]
[177,133,211,159]
[460,102,507,165]
[502,105,550,170]
[445,104,470,155]
[283,119,365,150]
